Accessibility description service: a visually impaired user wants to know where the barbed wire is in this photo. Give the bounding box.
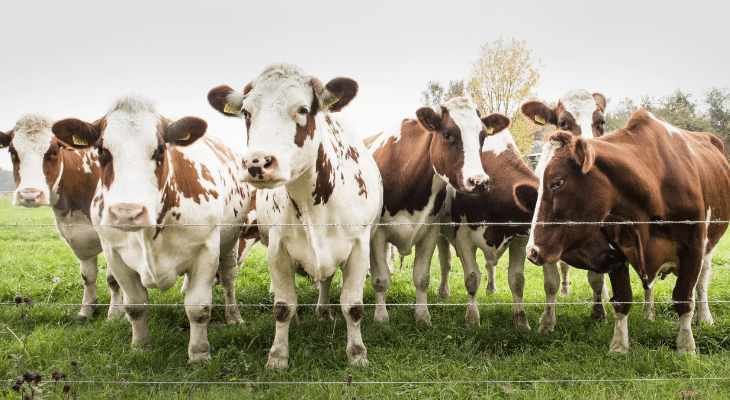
[0,219,728,228]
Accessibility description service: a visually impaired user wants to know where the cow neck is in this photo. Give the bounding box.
[380,119,445,216]
[52,147,99,220]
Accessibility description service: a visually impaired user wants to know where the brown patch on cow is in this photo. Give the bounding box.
[200,164,215,184]
[107,273,120,292]
[98,195,104,217]
[354,171,367,198]
[50,143,101,219]
[290,196,302,219]
[294,112,317,147]
[204,136,239,166]
[348,304,364,322]
[313,143,335,205]
[430,187,447,217]
[274,302,291,322]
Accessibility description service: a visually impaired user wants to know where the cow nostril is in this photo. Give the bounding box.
[252,158,259,164]
[264,156,271,163]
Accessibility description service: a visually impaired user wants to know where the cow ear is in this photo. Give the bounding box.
[521,100,556,126]
[164,117,208,146]
[592,93,607,113]
[573,137,595,174]
[321,77,358,112]
[544,130,574,147]
[481,113,511,135]
[514,182,538,214]
[208,85,244,117]
[52,118,102,149]
[416,107,442,132]
[0,130,11,149]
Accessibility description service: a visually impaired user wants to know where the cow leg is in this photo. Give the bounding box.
[340,238,369,367]
[413,226,440,325]
[316,275,335,321]
[455,238,481,326]
[106,266,123,318]
[643,286,656,321]
[587,270,608,322]
[266,248,297,369]
[105,247,151,351]
[370,232,391,322]
[507,236,530,330]
[608,264,632,354]
[485,253,498,296]
[218,244,243,325]
[77,255,99,322]
[539,261,560,332]
[674,247,703,354]
[558,260,571,295]
[695,247,715,325]
[436,235,452,299]
[184,243,218,364]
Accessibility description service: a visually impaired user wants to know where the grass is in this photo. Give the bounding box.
[2,194,730,398]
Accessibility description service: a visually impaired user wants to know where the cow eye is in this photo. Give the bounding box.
[153,144,166,165]
[443,131,453,142]
[559,121,567,129]
[241,109,251,119]
[550,178,564,191]
[297,106,309,115]
[9,150,18,163]
[97,146,111,167]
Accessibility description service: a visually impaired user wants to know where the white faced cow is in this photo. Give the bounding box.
[52,95,250,364]
[0,114,122,321]
[521,89,612,321]
[363,95,490,325]
[208,63,382,369]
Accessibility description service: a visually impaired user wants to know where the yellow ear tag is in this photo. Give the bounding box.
[0,144,3,148]
[72,135,88,146]
[534,115,545,124]
[179,132,191,141]
[224,102,240,115]
[487,127,494,134]
[323,96,339,109]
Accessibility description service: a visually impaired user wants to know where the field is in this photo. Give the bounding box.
[2,195,730,399]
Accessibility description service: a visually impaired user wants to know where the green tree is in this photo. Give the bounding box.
[605,97,637,133]
[420,79,466,108]
[705,87,730,138]
[640,90,711,133]
[0,168,14,191]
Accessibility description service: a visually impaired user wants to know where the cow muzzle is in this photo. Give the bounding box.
[108,203,150,230]
[15,189,49,207]
[241,152,286,188]
[464,173,489,193]
[526,244,559,266]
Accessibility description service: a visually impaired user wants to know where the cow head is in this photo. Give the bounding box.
[521,89,607,138]
[208,63,357,190]
[0,114,64,207]
[520,131,611,265]
[416,95,495,193]
[52,94,207,230]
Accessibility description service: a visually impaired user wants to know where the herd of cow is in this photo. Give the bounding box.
[2,62,729,369]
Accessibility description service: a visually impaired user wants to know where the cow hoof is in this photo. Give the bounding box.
[347,344,368,367]
[464,308,480,326]
[188,352,211,364]
[373,309,389,323]
[538,314,556,332]
[591,305,608,322]
[695,313,714,326]
[131,342,151,352]
[316,308,334,321]
[265,356,288,370]
[77,305,96,322]
[291,313,300,327]
[560,284,571,296]
[349,355,369,368]
[485,283,496,296]
[226,314,244,326]
[438,284,450,299]
[415,311,432,326]
[512,311,531,331]
[609,343,629,354]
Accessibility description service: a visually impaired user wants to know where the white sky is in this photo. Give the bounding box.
[1,0,729,171]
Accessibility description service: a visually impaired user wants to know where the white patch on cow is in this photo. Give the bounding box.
[646,111,694,155]
[443,95,489,188]
[10,114,55,206]
[366,123,402,154]
[560,89,599,139]
[526,140,562,248]
[481,128,517,156]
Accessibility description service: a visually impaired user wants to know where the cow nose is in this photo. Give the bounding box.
[466,174,489,192]
[109,204,149,226]
[17,189,46,207]
[526,245,540,265]
[243,152,277,181]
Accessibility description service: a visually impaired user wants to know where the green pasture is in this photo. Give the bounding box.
[2,194,730,399]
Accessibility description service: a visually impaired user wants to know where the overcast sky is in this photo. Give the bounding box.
[1,0,728,171]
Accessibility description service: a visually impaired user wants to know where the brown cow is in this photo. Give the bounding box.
[524,110,730,353]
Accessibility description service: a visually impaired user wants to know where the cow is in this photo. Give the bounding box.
[364,94,490,325]
[0,113,122,321]
[52,94,250,364]
[521,89,611,320]
[523,110,730,353]
[207,63,382,369]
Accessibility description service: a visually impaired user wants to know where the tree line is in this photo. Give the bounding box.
[421,37,730,160]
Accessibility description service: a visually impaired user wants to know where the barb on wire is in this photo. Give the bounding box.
[1,219,728,228]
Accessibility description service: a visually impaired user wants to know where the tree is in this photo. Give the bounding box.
[420,79,466,108]
[468,37,541,117]
[705,87,730,139]
[605,97,638,133]
[640,90,711,133]
[0,168,14,191]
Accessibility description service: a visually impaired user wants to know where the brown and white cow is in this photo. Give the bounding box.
[52,94,250,364]
[208,63,382,369]
[0,114,122,321]
[364,95,490,325]
[524,110,730,353]
[521,89,611,320]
